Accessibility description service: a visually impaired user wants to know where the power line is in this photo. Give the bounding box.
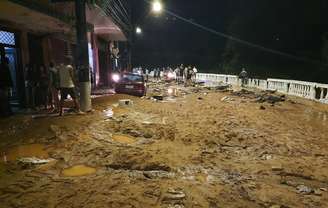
[143,0,326,67]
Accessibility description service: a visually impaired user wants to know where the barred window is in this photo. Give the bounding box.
[0,31,15,46]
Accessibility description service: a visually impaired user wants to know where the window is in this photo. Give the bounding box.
[0,31,15,46]
[122,74,144,82]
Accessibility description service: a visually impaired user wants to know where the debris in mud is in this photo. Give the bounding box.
[17,157,55,166]
[221,96,234,102]
[162,188,186,206]
[260,105,266,110]
[231,89,256,97]
[256,94,285,104]
[103,108,114,118]
[119,99,134,107]
[296,184,313,194]
[214,84,231,91]
[152,95,164,101]
[231,89,286,104]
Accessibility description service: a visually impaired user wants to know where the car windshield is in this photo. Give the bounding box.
[122,74,143,82]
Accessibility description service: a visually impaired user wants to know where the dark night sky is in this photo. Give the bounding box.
[131,0,328,82]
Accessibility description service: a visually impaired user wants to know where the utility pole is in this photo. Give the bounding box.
[75,0,91,112]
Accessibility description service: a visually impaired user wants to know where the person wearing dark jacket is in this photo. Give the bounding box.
[0,57,13,117]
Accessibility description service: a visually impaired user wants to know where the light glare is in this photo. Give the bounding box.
[136,27,142,34]
[152,1,163,13]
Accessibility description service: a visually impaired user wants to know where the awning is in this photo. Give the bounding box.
[86,5,127,41]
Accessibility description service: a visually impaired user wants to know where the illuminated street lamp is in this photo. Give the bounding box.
[136,26,142,34]
[152,1,163,14]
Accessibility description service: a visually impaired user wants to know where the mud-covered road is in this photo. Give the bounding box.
[1,82,328,208]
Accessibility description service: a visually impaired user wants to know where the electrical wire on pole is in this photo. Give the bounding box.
[143,0,326,67]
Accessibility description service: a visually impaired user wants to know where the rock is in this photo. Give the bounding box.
[320,188,327,192]
[271,165,283,171]
[296,185,312,194]
[119,99,134,107]
[260,105,266,110]
[198,97,203,100]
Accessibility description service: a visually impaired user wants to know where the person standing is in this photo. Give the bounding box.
[0,57,13,117]
[239,68,248,87]
[58,57,80,116]
[174,66,180,82]
[49,62,60,112]
[192,66,198,83]
[179,64,184,83]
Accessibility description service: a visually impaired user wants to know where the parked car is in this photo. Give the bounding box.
[114,73,147,97]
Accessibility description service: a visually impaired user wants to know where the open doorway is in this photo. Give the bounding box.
[0,30,19,106]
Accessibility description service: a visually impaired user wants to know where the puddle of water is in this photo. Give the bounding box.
[1,144,48,163]
[112,134,136,144]
[62,165,96,177]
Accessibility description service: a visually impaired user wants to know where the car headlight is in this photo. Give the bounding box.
[112,74,120,82]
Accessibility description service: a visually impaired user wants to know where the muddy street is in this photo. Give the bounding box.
[1,82,328,208]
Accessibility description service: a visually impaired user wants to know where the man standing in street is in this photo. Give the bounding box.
[0,57,13,117]
[239,68,248,87]
[192,66,198,83]
[58,56,81,116]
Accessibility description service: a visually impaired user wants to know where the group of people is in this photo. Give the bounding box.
[25,56,81,116]
[0,56,81,117]
[174,64,198,86]
[133,65,198,86]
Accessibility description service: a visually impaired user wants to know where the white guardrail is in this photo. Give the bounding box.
[196,73,328,104]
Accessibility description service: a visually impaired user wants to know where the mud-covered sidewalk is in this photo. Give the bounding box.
[1,82,328,208]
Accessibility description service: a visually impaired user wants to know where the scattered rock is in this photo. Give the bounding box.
[260,105,266,110]
[198,97,203,100]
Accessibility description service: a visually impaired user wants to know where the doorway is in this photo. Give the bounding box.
[0,30,19,103]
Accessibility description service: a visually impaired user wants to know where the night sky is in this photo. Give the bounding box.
[131,0,328,83]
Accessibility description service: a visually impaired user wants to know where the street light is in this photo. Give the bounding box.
[152,0,163,13]
[136,27,142,34]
